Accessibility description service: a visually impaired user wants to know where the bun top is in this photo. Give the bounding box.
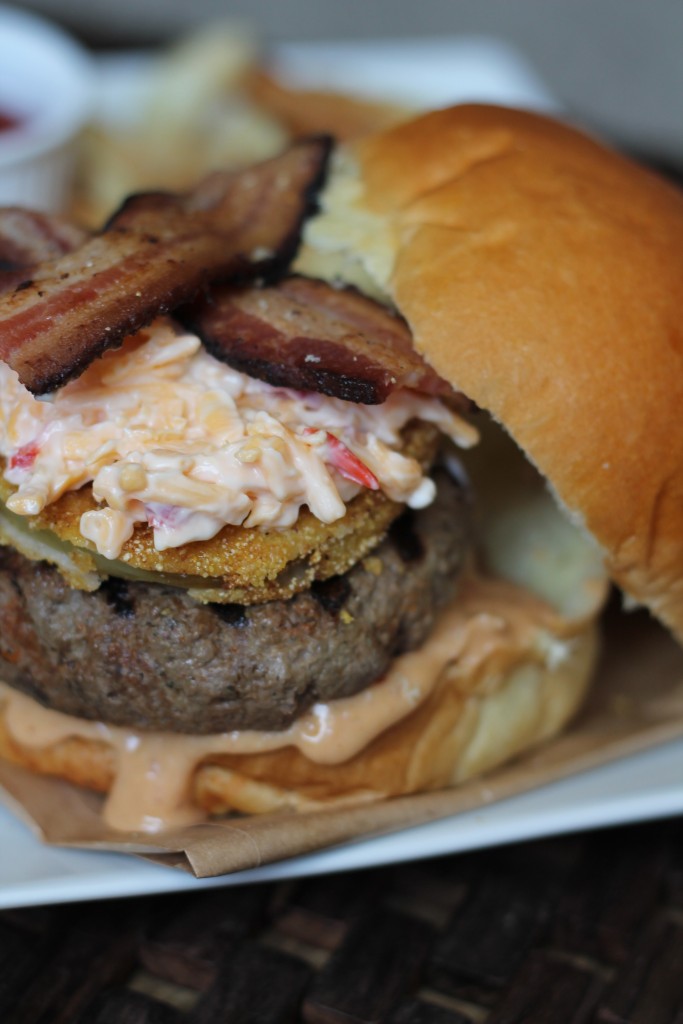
[300,104,683,640]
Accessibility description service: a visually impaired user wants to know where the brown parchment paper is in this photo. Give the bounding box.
[1,605,683,878]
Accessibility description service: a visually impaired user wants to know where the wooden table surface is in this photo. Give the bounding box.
[1,817,683,1023]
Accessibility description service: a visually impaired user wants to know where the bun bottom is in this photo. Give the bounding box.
[0,618,599,819]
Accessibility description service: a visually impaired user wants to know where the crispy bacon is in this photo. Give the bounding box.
[181,275,453,404]
[0,209,87,295]
[0,137,332,394]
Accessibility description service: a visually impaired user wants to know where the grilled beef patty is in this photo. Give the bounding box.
[0,471,470,734]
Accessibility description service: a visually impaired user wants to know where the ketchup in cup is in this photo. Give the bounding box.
[0,109,23,134]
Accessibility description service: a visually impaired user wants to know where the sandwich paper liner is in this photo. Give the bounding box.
[0,604,682,878]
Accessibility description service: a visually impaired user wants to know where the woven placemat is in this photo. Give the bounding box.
[2,818,683,1023]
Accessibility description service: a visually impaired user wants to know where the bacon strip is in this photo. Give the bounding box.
[0,137,332,394]
[0,209,87,295]
[181,275,453,404]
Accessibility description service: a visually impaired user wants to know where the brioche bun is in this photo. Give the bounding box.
[301,103,683,641]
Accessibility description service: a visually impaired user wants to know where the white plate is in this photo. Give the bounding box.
[2,738,683,909]
[1,37,678,910]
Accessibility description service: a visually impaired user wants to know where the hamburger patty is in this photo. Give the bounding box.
[0,470,470,734]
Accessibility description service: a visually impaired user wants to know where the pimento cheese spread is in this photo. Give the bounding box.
[0,319,477,559]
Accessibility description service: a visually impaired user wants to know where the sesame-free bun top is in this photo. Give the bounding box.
[300,104,683,641]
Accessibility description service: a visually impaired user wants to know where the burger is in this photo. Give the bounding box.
[0,105,680,833]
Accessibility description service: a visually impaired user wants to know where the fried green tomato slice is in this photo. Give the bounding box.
[0,422,440,604]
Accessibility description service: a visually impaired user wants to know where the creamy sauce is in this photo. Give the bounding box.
[0,575,580,833]
[0,319,477,559]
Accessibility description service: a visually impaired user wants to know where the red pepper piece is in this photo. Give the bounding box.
[324,432,379,490]
[9,440,39,470]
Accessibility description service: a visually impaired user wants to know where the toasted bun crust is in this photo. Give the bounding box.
[305,104,683,640]
[0,613,599,817]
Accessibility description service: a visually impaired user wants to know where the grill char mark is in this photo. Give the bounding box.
[210,603,248,628]
[101,578,135,618]
[311,575,352,615]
